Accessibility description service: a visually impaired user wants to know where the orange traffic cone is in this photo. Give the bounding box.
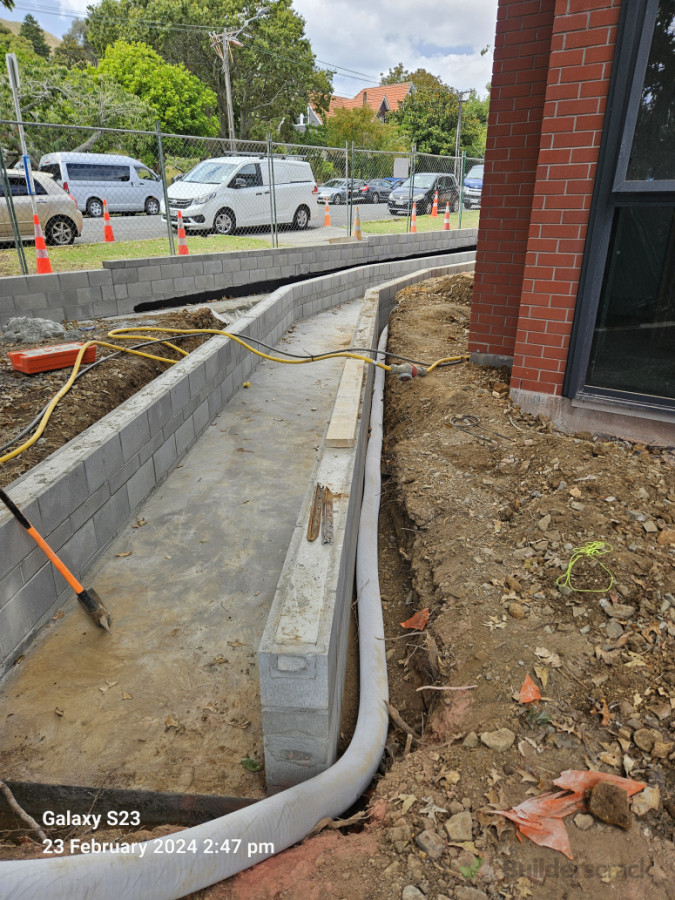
[354,204,362,241]
[33,214,52,275]
[324,199,331,227]
[176,210,189,255]
[103,200,115,243]
[411,202,417,233]
[431,190,439,217]
[443,203,450,231]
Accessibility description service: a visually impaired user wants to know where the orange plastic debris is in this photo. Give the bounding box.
[519,673,542,703]
[400,608,430,630]
[493,770,646,860]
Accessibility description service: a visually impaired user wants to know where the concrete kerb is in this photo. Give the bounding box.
[0,255,475,768]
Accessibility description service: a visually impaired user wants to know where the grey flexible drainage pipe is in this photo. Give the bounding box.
[0,328,390,900]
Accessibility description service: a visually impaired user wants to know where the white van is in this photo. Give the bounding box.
[161,156,317,234]
[37,152,162,217]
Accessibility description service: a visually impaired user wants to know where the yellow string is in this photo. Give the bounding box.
[555,541,614,593]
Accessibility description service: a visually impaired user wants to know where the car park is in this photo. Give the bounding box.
[387,172,460,216]
[355,179,396,204]
[463,163,484,209]
[0,169,83,245]
[161,156,316,234]
[38,152,162,218]
[316,179,365,205]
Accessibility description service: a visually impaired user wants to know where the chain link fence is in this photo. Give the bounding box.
[0,119,482,276]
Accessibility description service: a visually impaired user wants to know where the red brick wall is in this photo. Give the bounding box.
[469,0,556,358]
[510,0,621,395]
[470,0,621,397]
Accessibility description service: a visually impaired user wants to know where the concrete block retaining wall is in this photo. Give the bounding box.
[0,253,475,786]
[0,230,477,327]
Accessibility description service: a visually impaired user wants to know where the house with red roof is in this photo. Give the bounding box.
[294,82,414,132]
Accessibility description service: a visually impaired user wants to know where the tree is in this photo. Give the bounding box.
[19,13,50,59]
[98,40,219,136]
[53,19,97,68]
[1,0,15,9]
[84,0,333,140]
[324,107,403,153]
[380,65,444,92]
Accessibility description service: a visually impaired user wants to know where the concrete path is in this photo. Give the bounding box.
[0,298,362,800]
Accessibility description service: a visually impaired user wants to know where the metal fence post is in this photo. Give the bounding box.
[349,141,355,237]
[267,135,278,249]
[406,144,416,234]
[458,151,466,230]
[0,141,28,275]
[155,122,176,257]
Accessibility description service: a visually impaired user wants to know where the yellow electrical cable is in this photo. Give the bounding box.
[1,325,469,468]
[108,326,394,371]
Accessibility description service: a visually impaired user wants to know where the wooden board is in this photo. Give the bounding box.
[325,359,365,448]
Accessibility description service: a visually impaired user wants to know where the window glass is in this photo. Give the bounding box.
[586,205,675,398]
[627,0,675,180]
[39,163,61,179]
[135,167,157,181]
[232,164,261,187]
[184,161,237,184]
[67,163,130,181]
[6,176,47,196]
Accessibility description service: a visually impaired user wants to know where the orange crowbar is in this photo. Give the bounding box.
[0,487,111,632]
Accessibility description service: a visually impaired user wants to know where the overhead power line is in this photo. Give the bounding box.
[8,1,383,84]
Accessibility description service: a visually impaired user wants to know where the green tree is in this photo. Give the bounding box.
[324,107,403,152]
[19,13,50,59]
[85,0,332,140]
[393,81,488,158]
[53,19,96,68]
[98,40,219,136]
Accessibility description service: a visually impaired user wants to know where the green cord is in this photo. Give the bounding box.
[556,541,614,593]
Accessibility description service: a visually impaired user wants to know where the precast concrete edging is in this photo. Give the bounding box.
[258,258,476,790]
[0,229,477,327]
[0,252,474,676]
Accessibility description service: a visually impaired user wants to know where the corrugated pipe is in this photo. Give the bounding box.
[0,327,390,900]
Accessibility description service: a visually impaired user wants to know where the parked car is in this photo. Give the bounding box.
[38,152,162,218]
[387,173,460,216]
[316,179,365,205]
[161,156,316,234]
[355,178,396,204]
[0,169,83,245]
[463,163,484,209]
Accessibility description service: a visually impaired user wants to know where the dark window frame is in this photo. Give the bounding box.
[564,0,675,412]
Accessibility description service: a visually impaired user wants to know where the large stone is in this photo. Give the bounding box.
[633,729,656,752]
[480,728,515,752]
[632,786,660,817]
[455,888,489,900]
[414,829,445,859]
[402,887,425,900]
[445,811,473,842]
[588,781,630,830]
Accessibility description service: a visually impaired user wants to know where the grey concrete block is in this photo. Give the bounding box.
[169,378,190,417]
[0,564,23,615]
[188,365,206,399]
[146,393,173,437]
[84,435,124,493]
[175,416,195,457]
[69,482,110,533]
[126,457,156,512]
[37,463,89,534]
[58,518,98,579]
[118,414,151,462]
[108,453,142,496]
[92,487,131,548]
[138,265,163,283]
[0,564,58,668]
[138,430,165,467]
[193,399,210,437]
[153,434,177,482]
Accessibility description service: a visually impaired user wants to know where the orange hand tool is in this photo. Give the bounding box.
[0,488,111,632]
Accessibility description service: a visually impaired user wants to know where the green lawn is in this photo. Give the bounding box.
[0,234,273,278]
[361,208,480,235]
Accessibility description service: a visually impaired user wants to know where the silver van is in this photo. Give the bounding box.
[161,156,317,234]
[38,152,162,217]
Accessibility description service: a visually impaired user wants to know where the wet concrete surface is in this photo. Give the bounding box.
[0,298,362,799]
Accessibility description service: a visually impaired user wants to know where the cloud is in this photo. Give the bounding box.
[293,0,498,96]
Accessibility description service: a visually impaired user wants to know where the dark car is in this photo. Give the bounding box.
[355,178,397,204]
[463,164,484,209]
[387,173,460,216]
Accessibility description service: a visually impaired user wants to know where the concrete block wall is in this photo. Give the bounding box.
[0,229,477,327]
[258,260,476,791]
[0,249,475,675]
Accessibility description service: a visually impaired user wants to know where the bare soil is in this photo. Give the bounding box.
[1,276,674,900]
[0,307,220,488]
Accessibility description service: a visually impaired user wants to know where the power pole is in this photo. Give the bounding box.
[210,7,271,148]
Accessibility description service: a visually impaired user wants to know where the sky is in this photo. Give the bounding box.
[2,0,499,98]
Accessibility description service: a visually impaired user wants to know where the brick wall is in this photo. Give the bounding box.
[470,0,621,395]
[469,0,556,358]
[510,0,621,395]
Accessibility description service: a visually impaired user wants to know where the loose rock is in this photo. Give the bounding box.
[599,599,635,619]
[414,829,445,859]
[402,886,425,900]
[633,729,656,753]
[588,781,630,830]
[455,888,489,900]
[632,785,660,816]
[445,811,473,842]
[480,728,515,752]
[574,813,594,831]
[507,602,526,619]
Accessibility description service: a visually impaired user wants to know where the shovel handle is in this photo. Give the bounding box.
[0,488,84,594]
